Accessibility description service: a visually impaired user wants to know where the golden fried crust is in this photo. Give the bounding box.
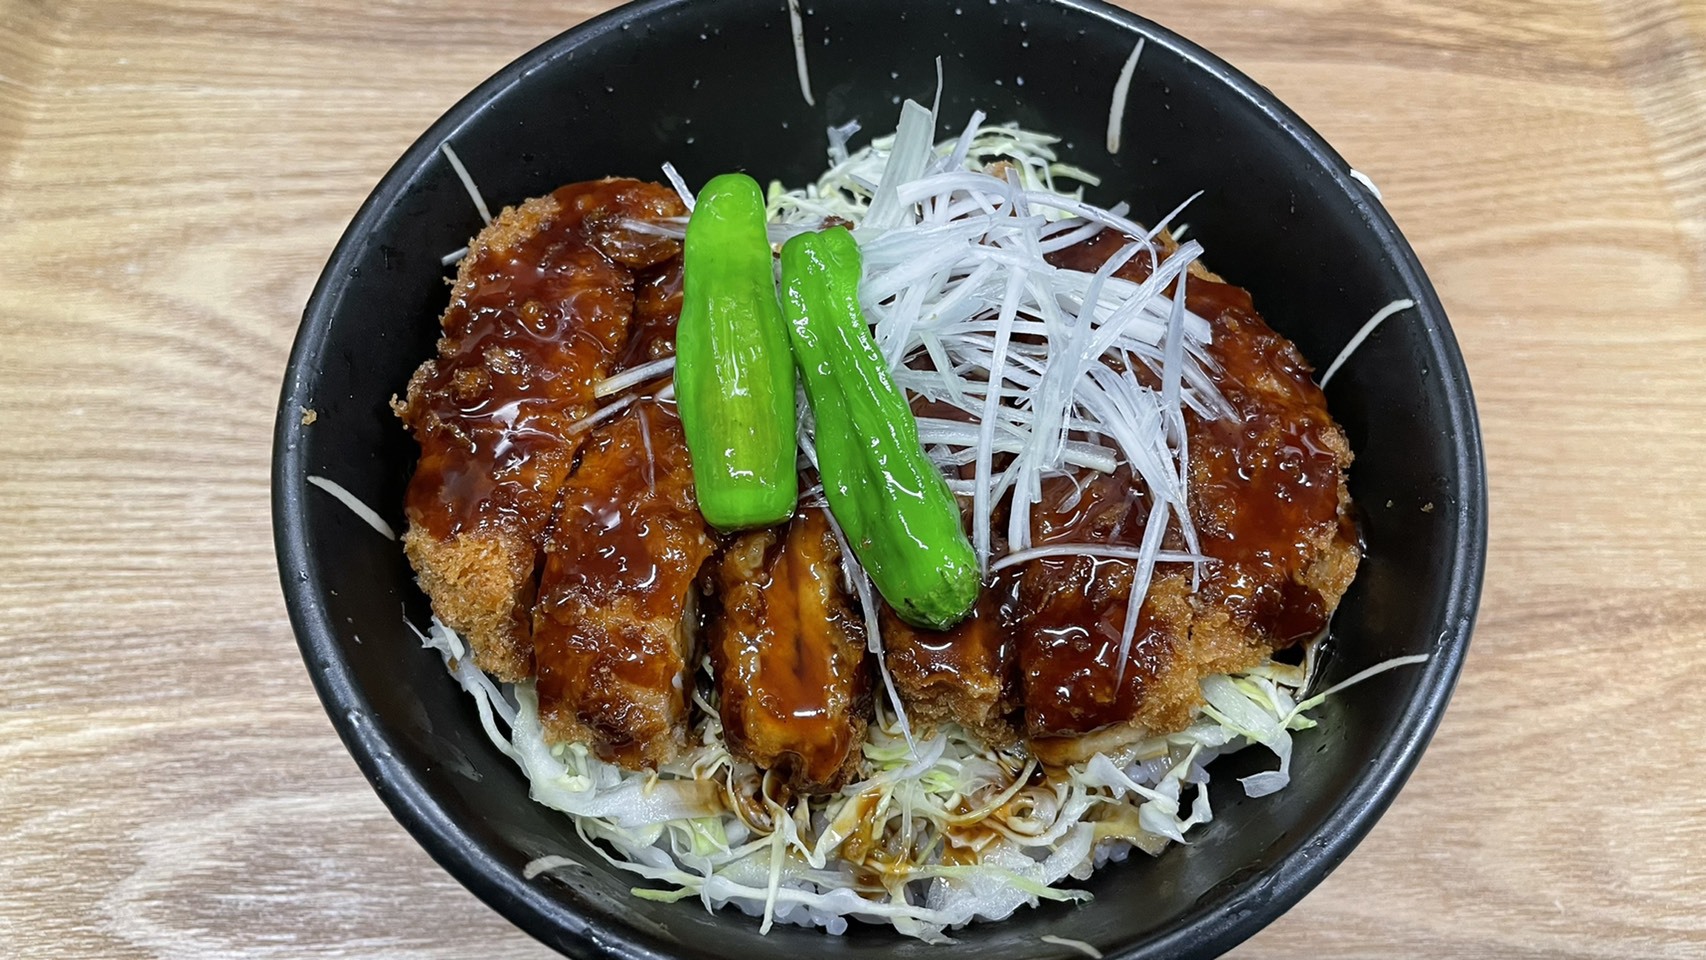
[401,526,536,680]
[709,510,872,793]
[398,182,1361,780]
[395,180,686,682]
[1027,575,1217,768]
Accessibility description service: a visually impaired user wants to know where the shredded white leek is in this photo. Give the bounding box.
[662,162,696,211]
[439,141,492,226]
[1106,37,1145,154]
[569,394,637,436]
[787,0,814,108]
[820,497,916,751]
[769,103,1229,679]
[1348,168,1383,200]
[523,855,583,879]
[306,475,396,540]
[990,543,1206,572]
[419,613,1426,941]
[594,356,676,398]
[1042,935,1105,958]
[1318,298,1415,388]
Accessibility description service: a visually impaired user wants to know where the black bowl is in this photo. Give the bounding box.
[272,1,1485,956]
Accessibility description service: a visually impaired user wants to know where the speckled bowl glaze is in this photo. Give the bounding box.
[273,1,1485,956]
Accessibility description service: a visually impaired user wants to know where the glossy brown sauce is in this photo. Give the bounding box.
[403,179,685,543]
[1181,297,1348,647]
[709,509,870,791]
[1012,472,1186,736]
[623,258,684,371]
[1064,236,1351,599]
[532,402,713,767]
[1003,233,1355,738]
[839,792,887,869]
[883,581,1013,688]
[940,822,1002,867]
[538,404,707,620]
[404,177,1354,774]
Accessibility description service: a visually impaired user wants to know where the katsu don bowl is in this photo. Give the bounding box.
[272,0,1485,957]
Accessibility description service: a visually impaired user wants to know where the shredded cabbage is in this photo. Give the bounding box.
[418,614,1424,942]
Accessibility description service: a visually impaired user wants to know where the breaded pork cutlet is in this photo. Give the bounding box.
[708,509,872,793]
[881,584,1019,747]
[532,403,715,768]
[394,179,685,681]
[1015,234,1361,767]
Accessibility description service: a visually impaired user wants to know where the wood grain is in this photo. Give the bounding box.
[2,0,1702,956]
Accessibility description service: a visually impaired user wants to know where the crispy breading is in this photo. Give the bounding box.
[394,180,685,681]
[397,181,1360,779]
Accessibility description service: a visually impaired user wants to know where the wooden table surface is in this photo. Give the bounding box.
[4,0,1704,956]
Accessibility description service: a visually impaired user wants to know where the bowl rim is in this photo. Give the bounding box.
[272,0,1487,956]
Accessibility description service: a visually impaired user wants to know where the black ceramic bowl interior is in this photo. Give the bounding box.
[273,1,1485,957]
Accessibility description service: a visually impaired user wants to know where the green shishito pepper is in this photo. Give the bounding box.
[780,226,981,630]
[676,173,798,531]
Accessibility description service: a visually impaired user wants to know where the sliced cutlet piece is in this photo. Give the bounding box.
[1013,471,1198,767]
[531,403,714,769]
[395,179,685,681]
[1014,239,1361,767]
[709,509,872,794]
[884,392,1021,744]
[881,578,1019,746]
